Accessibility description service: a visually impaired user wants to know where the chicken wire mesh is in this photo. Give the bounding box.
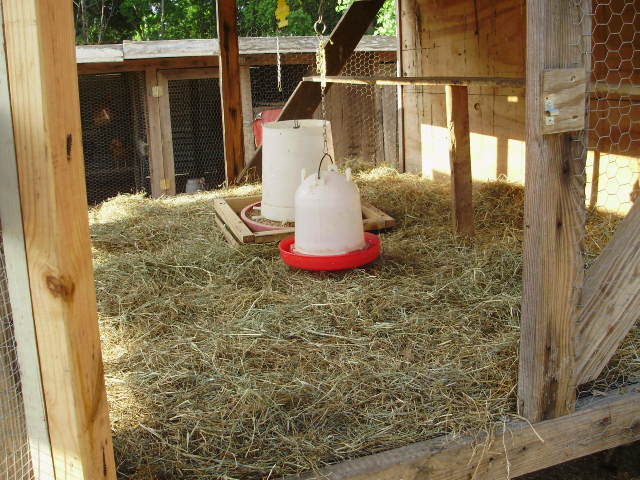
[571,0,640,393]
[79,71,150,205]
[167,76,226,192]
[576,0,640,223]
[0,231,33,480]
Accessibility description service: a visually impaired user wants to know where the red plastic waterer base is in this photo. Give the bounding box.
[279,232,381,271]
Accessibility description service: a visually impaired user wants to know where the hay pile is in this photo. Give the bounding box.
[89,167,639,480]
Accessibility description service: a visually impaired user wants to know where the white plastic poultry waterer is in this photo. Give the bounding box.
[260,119,333,223]
[279,165,381,271]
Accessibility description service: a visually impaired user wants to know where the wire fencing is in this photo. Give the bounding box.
[0,230,33,480]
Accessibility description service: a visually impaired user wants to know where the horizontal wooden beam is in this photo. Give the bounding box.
[303,75,526,88]
[575,198,640,384]
[292,385,640,480]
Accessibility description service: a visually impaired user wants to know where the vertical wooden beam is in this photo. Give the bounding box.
[589,150,601,210]
[518,0,588,421]
[445,85,474,236]
[240,65,255,166]
[145,67,165,197]
[2,1,116,478]
[216,0,245,184]
[157,71,176,195]
[395,0,405,172]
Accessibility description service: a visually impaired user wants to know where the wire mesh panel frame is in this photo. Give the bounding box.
[157,68,226,194]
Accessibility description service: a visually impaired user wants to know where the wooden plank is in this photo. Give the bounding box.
[75,43,123,63]
[240,65,256,165]
[243,0,387,177]
[445,85,474,236]
[213,199,255,243]
[0,3,54,475]
[518,0,588,421]
[78,56,219,74]
[145,68,164,197]
[159,67,218,81]
[361,202,396,228]
[214,214,240,247]
[589,150,601,210]
[216,0,245,184]
[574,198,640,384]
[542,68,587,134]
[381,87,398,167]
[224,195,260,212]
[2,0,116,478]
[304,75,526,88]
[156,71,176,195]
[291,385,640,480]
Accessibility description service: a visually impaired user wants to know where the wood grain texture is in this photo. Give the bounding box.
[518,0,587,421]
[145,68,164,197]
[399,0,526,175]
[157,71,177,195]
[542,68,587,134]
[0,4,54,476]
[446,85,474,235]
[216,0,245,184]
[575,198,640,384]
[240,66,256,165]
[290,385,640,480]
[303,75,526,88]
[2,0,116,478]
[243,0,386,177]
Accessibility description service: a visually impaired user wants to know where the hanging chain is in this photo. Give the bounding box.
[315,0,333,178]
[276,36,283,92]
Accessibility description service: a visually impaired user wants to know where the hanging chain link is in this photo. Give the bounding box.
[276,36,283,92]
[315,0,333,178]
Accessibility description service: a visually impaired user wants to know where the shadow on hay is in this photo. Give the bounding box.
[88,167,633,480]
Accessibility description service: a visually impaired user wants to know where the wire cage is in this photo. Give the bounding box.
[78,72,150,205]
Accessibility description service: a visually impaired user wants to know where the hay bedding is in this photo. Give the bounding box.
[89,167,639,480]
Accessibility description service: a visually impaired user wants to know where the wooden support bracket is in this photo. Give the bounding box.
[542,68,587,134]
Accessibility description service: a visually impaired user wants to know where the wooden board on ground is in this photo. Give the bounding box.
[214,195,395,245]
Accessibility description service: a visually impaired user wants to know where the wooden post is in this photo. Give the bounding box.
[2,1,116,478]
[216,0,245,184]
[518,0,588,421]
[240,65,255,166]
[145,67,165,197]
[445,85,474,236]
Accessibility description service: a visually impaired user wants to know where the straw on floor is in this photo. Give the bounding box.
[89,167,639,480]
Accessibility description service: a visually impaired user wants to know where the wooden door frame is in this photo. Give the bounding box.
[157,67,220,196]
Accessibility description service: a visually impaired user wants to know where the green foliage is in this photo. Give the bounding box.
[74,0,396,45]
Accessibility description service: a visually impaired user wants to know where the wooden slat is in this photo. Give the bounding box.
[361,202,396,228]
[445,85,474,236]
[145,68,164,197]
[78,56,219,74]
[213,199,255,243]
[575,198,640,384]
[2,0,116,478]
[243,0,386,177]
[304,75,527,88]
[518,0,588,421]
[157,70,176,195]
[216,0,245,184]
[159,67,218,81]
[292,385,640,480]
[541,68,587,134]
[240,65,256,166]
[224,195,261,213]
[214,214,240,247]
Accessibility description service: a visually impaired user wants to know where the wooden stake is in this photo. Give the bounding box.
[145,67,165,197]
[2,0,116,478]
[216,0,245,184]
[518,0,588,421]
[445,85,474,236]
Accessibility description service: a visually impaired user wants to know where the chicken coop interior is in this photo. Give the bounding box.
[1,1,640,480]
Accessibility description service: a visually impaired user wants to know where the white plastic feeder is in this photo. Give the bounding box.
[294,165,366,256]
[261,119,334,222]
